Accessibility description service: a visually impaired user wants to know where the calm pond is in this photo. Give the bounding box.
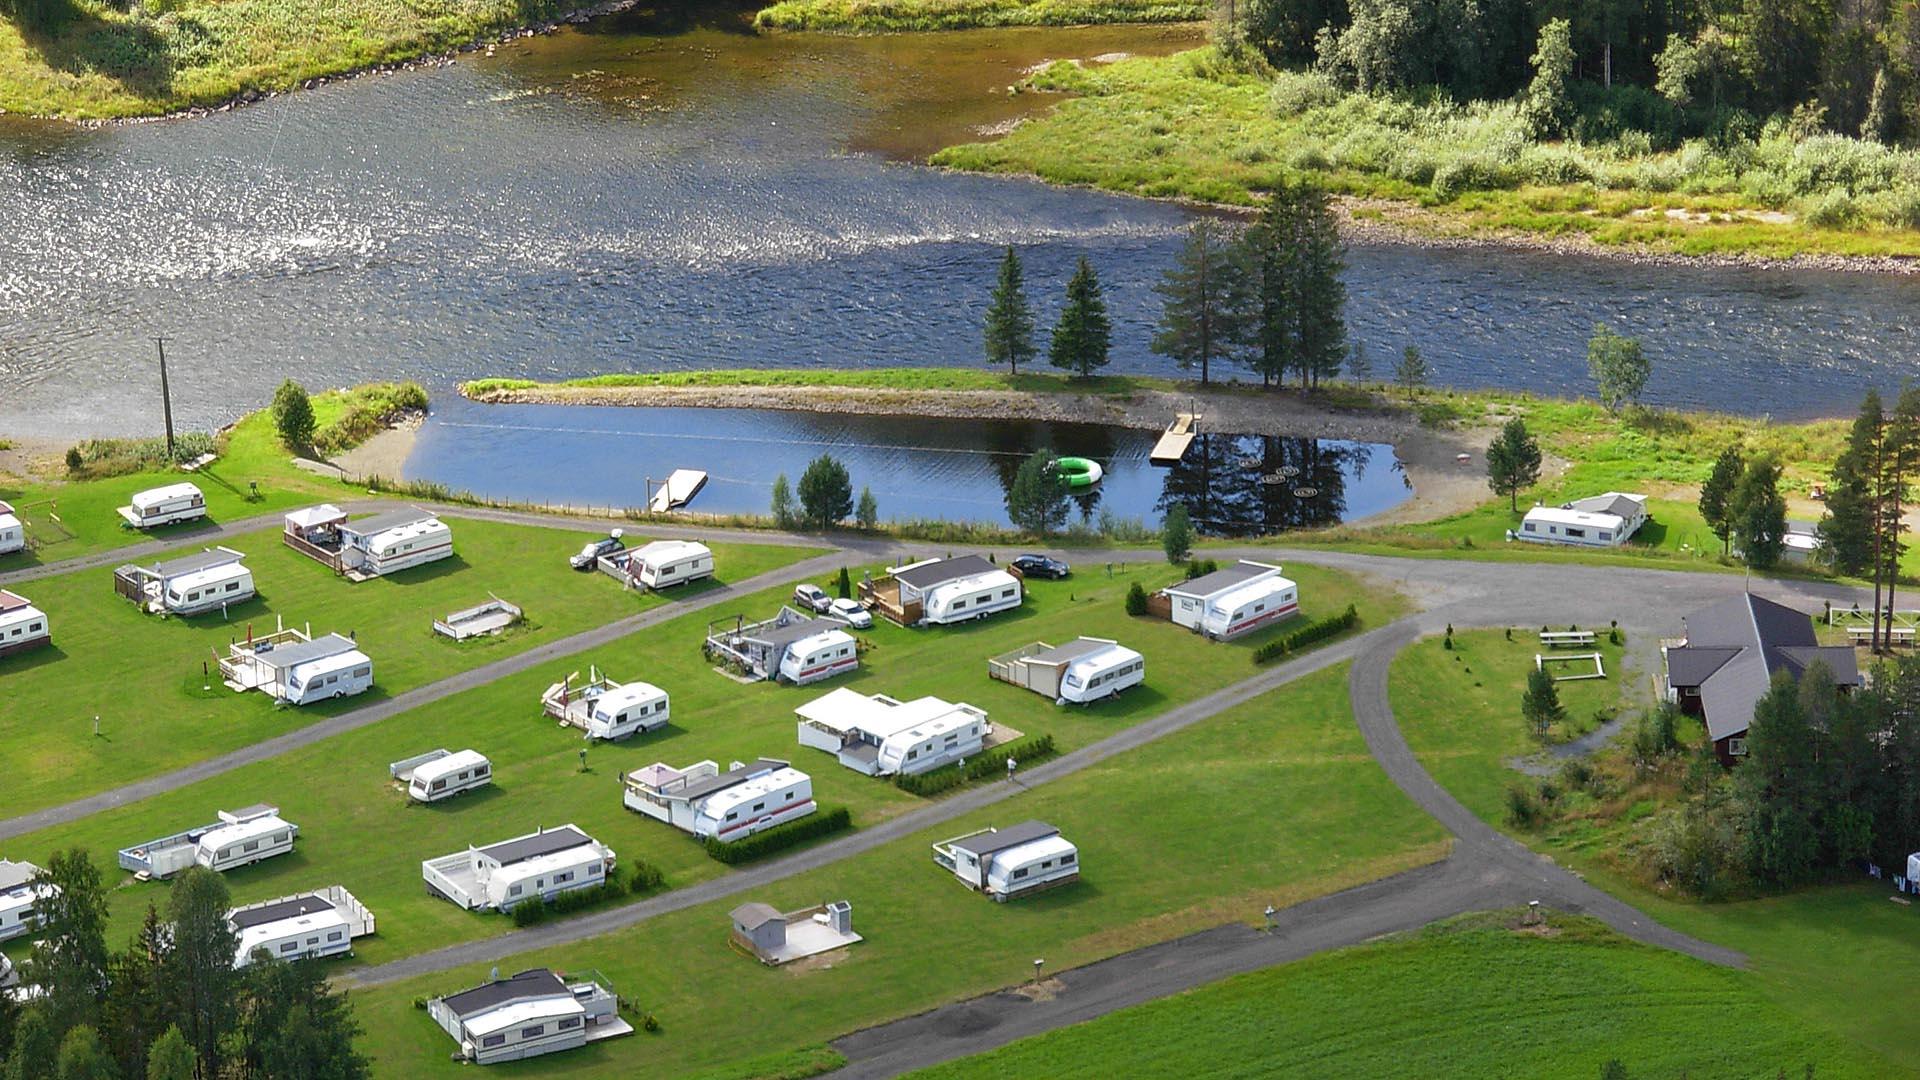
[405,399,1409,534]
[3,8,1919,439]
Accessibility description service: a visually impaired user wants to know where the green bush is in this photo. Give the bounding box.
[1251,605,1360,665]
[507,859,666,925]
[704,806,852,865]
[892,734,1059,795]
[1125,580,1149,616]
[311,381,428,455]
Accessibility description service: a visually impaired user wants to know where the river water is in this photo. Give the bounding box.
[407,397,1409,532]
[1,10,1918,439]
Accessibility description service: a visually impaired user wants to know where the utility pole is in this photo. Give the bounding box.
[155,336,176,460]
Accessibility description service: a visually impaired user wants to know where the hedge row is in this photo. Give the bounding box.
[892,733,1060,796]
[509,859,667,927]
[1251,605,1360,665]
[704,806,852,865]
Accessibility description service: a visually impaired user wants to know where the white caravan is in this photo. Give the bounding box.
[428,968,625,1065]
[391,748,493,803]
[794,688,988,776]
[1160,560,1299,640]
[616,540,714,590]
[891,556,1022,626]
[117,482,207,529]
[776,625,859,685]
[221,628,374,705]
[541,669,670,741]
[990,637,1145,704]
[623,759,816,841]
[229,886,376,968]
[118,805,299,879]
[0,501,22,556]
[0,859,58,943]
[421,825,615,912]
[932,821,1079,901]
[0,591,50,659]
[338,510,454,576]
[1517,492,1649,548]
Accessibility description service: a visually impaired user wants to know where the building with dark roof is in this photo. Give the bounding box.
[1662,594,1861,765]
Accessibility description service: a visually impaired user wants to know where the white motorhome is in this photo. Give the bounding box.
[1517,492,1649,548]
[117,482,207,529]
[623,758,816,840]
[794,688,988,776]
[932,821,1079,901]
[338,510,454,576]
[1159,560,1299,640]
[118,805,299,879]
[0,591,50,659]
[391,748,493,803]
[541,669,669,741]
[0,859,58,943]
[428,968,627,1065]
[220,627,373,705]
[229,886,376,968]
[606,540,713,590]
[889,555,1022,626]
[990,637,1144,704]
[0,501,22,556]
[422,825,615,912]
[114,547,254,616]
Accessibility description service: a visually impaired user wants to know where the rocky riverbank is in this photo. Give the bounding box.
[463,380,1498,526]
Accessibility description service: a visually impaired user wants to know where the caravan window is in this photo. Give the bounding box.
[1011,867,1029,880]
[243,841,259,852]
[554,872,573,884]
[558,1017,582,1031]
[280,942,297,953]
[1523,522,1537,532]
[1566,527,1587,539]
[1001,588,1016,598]
[353,666,371,678]
[328,931,343,942]
[951,599,966,610]
[753,801,766,812]
[482,1035,506,1049]
[1060,852,1076,864]
[509,885,522,897]
[226,582,241,592]
[1599,531,1613,541]
[521,1025,546,1039]
[431,779,447,792]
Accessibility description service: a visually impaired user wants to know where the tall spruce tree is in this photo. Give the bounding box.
[161,868,236,1080]
[100,906,169,1080]
[1736,669,1824,885]
[1290,184,1347,388]
[1880,383,1920,648]
[234,957,371,1080]
[982,246,1036,376]
[1233,186,1300,387]
[28,849,110,1039]
[1485,417,1542,512]
[1048,258,1111,378]
[1822,393,1882,577]
[1698,444,1745,556]
[1731,455,1788,569]
[1151,219,1239,385]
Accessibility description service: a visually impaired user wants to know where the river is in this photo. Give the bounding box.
[1,9,1917,439]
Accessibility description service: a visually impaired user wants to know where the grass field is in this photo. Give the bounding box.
[752,0,1203,33]
[904,911,1902,1079]
[0,515,820,818]
[1388,630,1920,1075]
[342,658,1451,1078]
[0,557,1404,976]
[932,48,1920,259]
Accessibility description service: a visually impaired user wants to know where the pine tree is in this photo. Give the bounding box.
[29,849,110,1038]
[3,1009,55,1080]
[1731,455,1788,569]
[1822,395,1881,576]
[769,474,795,529]
[1048,258,1111,378]
[1232,186,1300,387]
[1736,669,1823,884]
[1522,18,1576,138]
[1522,667,1566,742]
[234,958,370,1080]
[144,1027,193,1080]
[100,905,168,1080]
[1006,451,1070,536]
[271,380,316,451]
[797,454,854,531]
[1290,184,1347,389]
[1151,219,1239,385]
[983,246,1036,376]
[1698,444,1745,556]
[1485,417,1542,512]
[855,486,878,530]
[1162,502,1194,563]
[1394,345,1429,399]
[161,868,235,1080]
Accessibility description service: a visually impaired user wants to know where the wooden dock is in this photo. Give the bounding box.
[648,469,709,513]
[1150,414,1200,466]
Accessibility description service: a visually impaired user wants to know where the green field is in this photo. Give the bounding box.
[0,515,820,818]
[0,558,1402,974]
[1388,630,1920,1074]
[905,912,1900,1079]
[753,0,1203,33]
[343,658,1450,1077]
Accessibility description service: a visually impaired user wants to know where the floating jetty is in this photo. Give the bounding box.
[648,469,709,512]
[1150,414,1201,466]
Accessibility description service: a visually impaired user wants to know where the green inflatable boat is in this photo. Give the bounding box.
[1054,456,1105,488]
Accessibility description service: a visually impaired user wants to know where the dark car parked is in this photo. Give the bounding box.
[1012,553,1071,579]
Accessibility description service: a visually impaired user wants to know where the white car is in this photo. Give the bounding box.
[826,597,873,630]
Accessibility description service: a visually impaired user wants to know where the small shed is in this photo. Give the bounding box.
[729,900,860,965]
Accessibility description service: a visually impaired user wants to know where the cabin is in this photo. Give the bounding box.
[112,546,254,616]
[1517,492,1649,548]
[422,825,616,912]
[794,688,988,776]
[0,859,57,944]
[931,821,1078,901]
[729,900,859,965]
[1662,594,1861,765]
[118,805,298,880]
[391,748,493,803]
[117,482,207,529]
[704,607,858,685]
[600,539,713,590]
[0,591,50,659]
[428,968,629,1065]
[219,625,373,705]
[283,505,452,580]
[540,668,669,741]
[229,886,376,968]
[864,556,1022,627]
[989,637,1144,704]
[1158,560,1299,640]
[0,501,22,556]
[623,758,816,840]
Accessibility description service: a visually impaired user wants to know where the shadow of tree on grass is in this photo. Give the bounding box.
[5,0,174,97]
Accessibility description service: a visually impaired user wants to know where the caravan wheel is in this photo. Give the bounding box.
[333,689,346,699]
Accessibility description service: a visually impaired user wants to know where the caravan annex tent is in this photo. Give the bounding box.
[795,688,988,776]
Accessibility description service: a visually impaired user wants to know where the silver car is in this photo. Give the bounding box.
[826,597,873,630]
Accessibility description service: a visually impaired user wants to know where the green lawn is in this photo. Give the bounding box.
[343,658,1451,1078]
[1388,630,1920,1075]
[904,912,1900,1080]
[1390,628,1639,822]
[0,515,820,818]
[0,558,1403,977]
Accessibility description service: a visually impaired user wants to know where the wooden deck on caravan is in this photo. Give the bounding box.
[858,577,922,627]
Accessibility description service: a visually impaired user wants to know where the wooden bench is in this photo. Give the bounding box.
[1847,626,1916,645]
[1538,631,1597,648]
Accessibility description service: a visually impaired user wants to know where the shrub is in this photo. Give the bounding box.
[271,379,315,450]
[893,734,1059,795]
[1269,69,1342,115]
[1505,784,1541,827]
[1252,605,1359,664]
[65,446,82,472]
[704,806,852,864]
[1125,580,1150,616]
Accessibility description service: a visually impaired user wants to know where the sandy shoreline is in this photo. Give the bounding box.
[463,382,1497,526]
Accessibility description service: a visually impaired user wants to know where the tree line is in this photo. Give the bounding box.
[1649,657,1920,897]
[1224,0,1920,141]
[0,853,368,1080]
